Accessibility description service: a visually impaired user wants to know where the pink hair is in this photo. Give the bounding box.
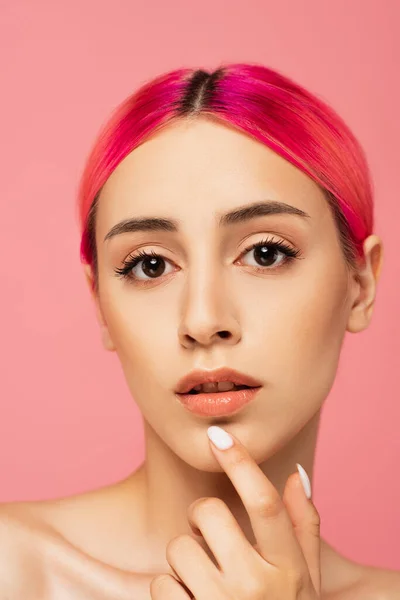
[77,62,373,289]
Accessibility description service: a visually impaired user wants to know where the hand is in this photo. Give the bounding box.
[150,425,321,599]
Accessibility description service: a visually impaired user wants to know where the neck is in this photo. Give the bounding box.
[139,410,325,569]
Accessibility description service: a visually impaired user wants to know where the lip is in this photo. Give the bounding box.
[174,367,263,418]
[174,367,263,394]
[176,386,262,417]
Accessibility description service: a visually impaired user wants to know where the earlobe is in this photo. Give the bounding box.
[83,263,95,295]
[346,235,383,334]
[101,327,116,352]
[82,263,116,352]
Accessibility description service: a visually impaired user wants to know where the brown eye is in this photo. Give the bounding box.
[140,256,167,278]
[240,239,300,269]
[114,249,175,282]
[252,244,281,267]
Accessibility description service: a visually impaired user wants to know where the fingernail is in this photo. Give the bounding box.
[296,463,312,499]
[207,426,234,450]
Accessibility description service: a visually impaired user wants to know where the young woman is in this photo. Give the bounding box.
[1,63,399,599]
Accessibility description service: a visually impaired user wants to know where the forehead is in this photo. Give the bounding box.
[96,117,329,233]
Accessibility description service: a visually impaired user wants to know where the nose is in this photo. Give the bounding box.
[177,268,242,349]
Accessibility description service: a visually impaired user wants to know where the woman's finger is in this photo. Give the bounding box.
[164,534,221,599]
[150,573,193,599]
[282,468,321,596]
[187,496,261,576]
[206,425,309,572]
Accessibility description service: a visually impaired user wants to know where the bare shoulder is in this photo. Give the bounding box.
[0,479,143,598]
[321,540,400,600]
[331,563,400,600]
[0,502,48,597]
[357,564,400,599]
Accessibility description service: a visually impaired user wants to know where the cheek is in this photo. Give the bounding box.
[103,295,175,391]
[239,268,350,457]
[113,322,169,371]
[249,265,350,398]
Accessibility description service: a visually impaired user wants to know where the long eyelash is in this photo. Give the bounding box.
[114,237,301,280]
[242,237,301,260]
[114,249,161,278]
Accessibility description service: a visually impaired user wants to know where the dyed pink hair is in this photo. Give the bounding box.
[77,63,374,291]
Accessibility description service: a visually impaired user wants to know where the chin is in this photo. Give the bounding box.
[182,452,231,473]
[170,426,269,472]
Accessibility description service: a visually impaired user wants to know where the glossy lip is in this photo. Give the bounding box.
[176,386,262,417]
[174,366,263,394]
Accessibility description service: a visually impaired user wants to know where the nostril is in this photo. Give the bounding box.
[218,331,231,339]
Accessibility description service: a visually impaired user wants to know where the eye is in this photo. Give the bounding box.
[114,249,175,282]
[114,237,301,284]
[238,237,301,269]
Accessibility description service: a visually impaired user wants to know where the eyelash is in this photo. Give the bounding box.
[114,237,302,284]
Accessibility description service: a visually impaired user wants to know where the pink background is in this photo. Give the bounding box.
[1,0,399,569]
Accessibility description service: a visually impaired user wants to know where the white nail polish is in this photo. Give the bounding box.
[207,426,234,450]
[296,463,312,499]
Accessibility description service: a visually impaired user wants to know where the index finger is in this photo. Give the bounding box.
[206,425,307,571]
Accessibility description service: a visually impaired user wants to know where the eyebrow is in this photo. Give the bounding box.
[103,200,311,242]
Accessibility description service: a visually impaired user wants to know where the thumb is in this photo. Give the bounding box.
[282,465,321,597]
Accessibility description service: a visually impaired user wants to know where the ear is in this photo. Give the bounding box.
[83,264,116,352]
[346,234,384,334]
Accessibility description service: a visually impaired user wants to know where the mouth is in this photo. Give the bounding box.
[175,386,262,417]
[174,368,263,417]
[185,382,252,394]
[175,367,263,395]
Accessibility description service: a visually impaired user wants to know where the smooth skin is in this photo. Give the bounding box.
[1,116,399,599]
[150,426,321,599]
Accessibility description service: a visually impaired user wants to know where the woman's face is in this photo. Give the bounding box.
[86,117,365,470]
